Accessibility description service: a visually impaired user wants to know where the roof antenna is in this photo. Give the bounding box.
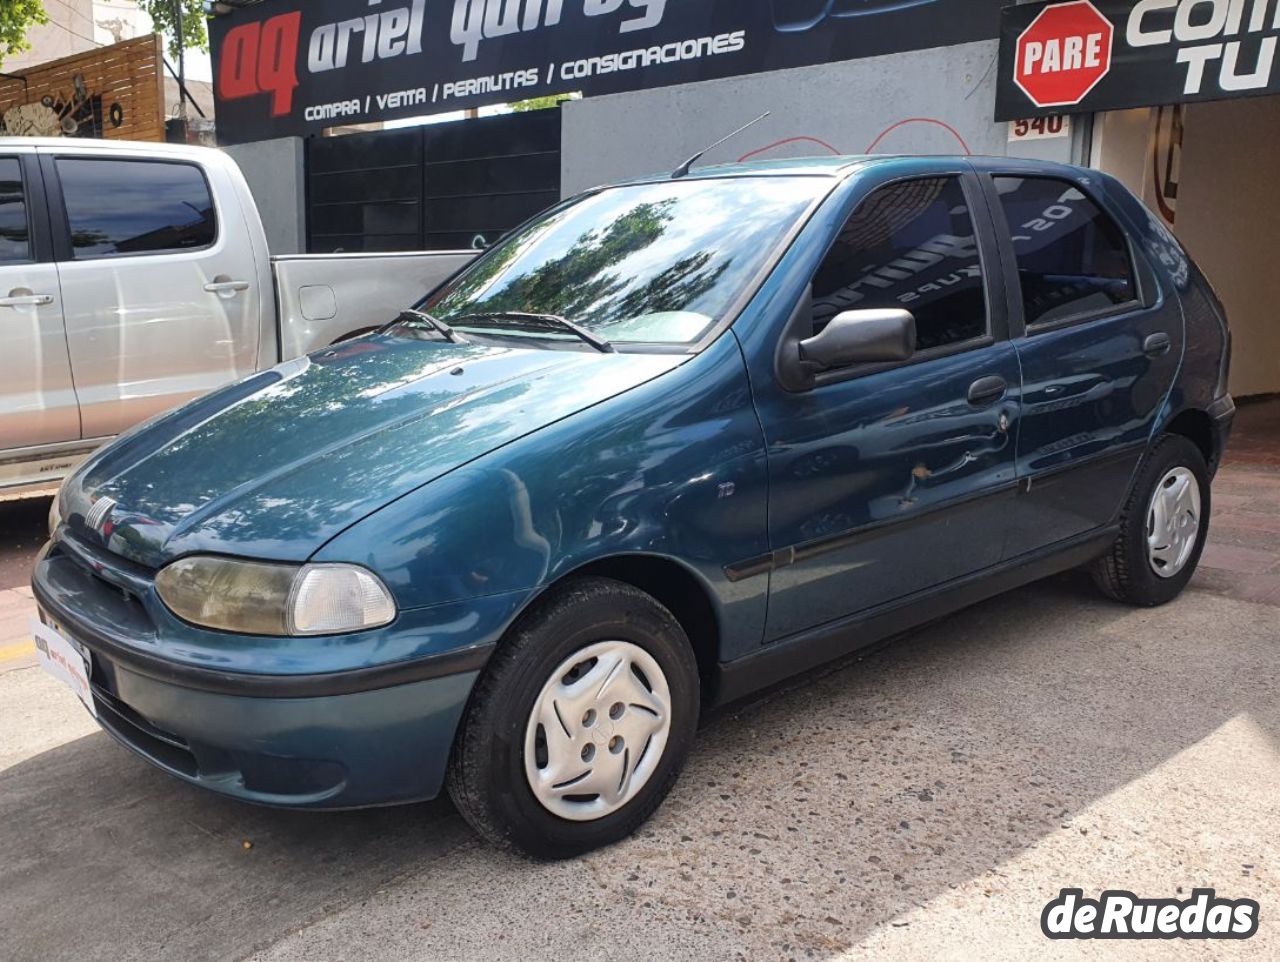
[672,112,771,179]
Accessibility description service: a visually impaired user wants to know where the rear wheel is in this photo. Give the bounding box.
[447,577,700,859]
[1091,435,1211,606]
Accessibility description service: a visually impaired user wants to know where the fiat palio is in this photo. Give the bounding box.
[34,155,1233,858]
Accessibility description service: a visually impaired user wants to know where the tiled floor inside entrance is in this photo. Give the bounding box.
[1193,397,1280,607]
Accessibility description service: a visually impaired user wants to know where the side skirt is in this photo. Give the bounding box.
[0,439,108,496]
[711,526,1118,708]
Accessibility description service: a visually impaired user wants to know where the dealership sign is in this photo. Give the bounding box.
[998,0,1280,120]
[211,0,1003,143]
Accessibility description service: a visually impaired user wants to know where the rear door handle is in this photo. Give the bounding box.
[1143,332,1172,357]
[967,375,1008,407]
[0,294,53,307]
[0,290,53,308]
[203,280,251,295]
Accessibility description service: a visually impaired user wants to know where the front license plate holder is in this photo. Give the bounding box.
[31,615,97,719]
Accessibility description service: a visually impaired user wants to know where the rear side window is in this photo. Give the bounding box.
[811,176,988,352]
[57,159,216,259]
[993,176,1136,327]
[0,158,31,264]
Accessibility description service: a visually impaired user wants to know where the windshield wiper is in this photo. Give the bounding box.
[393,309,466,344]
[450,311,615,354]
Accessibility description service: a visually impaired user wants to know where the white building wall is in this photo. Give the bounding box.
[560,40,1081,197]
[3,0,152,72]
[93,0,153,46]
[4,0,97,72]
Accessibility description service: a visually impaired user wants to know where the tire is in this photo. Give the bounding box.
[1090,434,1211,607]
[447,577,700,859]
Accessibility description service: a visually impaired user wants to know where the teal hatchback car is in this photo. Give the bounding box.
[34,155,1233,857]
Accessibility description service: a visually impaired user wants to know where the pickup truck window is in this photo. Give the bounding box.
[993,176,1136,327]
[0,159,30,264]
[56,158,217,260]
[811,176,987,352]
[423,177,823,347]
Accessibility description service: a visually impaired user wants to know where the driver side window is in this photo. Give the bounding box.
[811,176,988,352]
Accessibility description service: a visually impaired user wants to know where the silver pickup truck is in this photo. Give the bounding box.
[0,139,476,496]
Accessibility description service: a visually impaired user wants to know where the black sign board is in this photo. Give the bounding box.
[211,0,1002,143]
[997,0,1280,121]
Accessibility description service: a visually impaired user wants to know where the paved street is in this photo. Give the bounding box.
[1,404,1277,962]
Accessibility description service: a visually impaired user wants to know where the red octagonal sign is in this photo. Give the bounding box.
[1014,0,1114,109]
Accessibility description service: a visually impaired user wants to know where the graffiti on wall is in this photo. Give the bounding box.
[0,35,165,142]
[736,118,975,164]
[0,73,125,137]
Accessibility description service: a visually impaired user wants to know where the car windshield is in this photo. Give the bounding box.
[415,176,825,348]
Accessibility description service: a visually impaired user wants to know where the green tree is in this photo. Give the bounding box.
[509,93,580,113]
[0,0,49,70]
[135,0,207,60]
[433,200,678,324]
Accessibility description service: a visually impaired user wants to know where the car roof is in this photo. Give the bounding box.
[613,154,882,186]
[0,137,224,163]
[612,153,1095,187]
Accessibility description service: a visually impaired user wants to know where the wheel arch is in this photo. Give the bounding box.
[1161,407,1217,472]
[540,553,724,704]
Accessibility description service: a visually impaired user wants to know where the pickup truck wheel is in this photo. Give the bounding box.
[447,577,700,859]
[1090,435,1211,607]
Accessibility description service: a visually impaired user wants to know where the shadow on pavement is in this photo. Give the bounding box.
[2,571,1276,961]
[0,728,471,962]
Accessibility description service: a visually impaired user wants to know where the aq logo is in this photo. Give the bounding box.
[217,12,303,118]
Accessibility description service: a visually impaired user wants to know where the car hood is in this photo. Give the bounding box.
[62,334,683,569]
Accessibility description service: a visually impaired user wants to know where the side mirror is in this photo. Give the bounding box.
[799,309,916,371]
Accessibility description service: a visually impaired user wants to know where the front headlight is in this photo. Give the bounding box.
[155,557,396,636]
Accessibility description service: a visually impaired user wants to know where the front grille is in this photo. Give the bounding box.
[43,533,159,646]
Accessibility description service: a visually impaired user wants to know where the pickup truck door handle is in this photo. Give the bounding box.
[0,289,54,308]
[1143,332,1172,357]
[967,375,1008,407]
[203,279,251,296]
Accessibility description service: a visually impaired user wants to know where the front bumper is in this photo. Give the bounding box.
[77,650,478,808]
[32,533,532,809]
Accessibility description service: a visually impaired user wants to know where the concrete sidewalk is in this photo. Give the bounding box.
[0,586,37,674]
[1,402,1277,962]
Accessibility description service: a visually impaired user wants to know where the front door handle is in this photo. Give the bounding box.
[0,288,53,308]
[1143,332,1172,357]
[967,375,1008,407]
[203,279,251,296]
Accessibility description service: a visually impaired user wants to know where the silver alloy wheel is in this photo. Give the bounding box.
[524,640,672,822]
[1147,466,1202,579]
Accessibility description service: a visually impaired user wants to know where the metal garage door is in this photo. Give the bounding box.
[307,109,561,253]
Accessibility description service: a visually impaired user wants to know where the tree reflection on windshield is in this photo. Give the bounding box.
[424,178,821,346]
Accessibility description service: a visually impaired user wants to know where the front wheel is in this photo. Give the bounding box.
[1091,434,1211,606]
[447,577,700,859]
